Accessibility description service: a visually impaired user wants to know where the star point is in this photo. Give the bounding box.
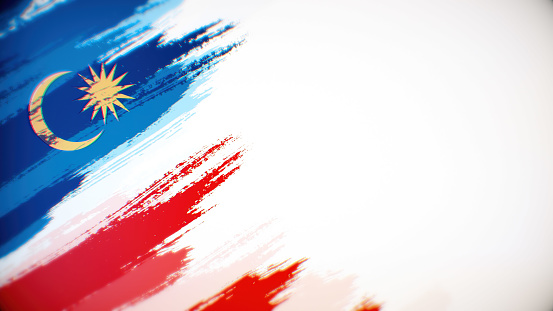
[77,63,134,123]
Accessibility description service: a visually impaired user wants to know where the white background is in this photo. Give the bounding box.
[169,0,553,310]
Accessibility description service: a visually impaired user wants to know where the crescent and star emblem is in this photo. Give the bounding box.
[28,63,134,151]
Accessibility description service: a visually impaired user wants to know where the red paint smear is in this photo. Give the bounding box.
[72,246,191,311]
[352,298,381,311]
[188,259,306,311]
[0,137,244,311]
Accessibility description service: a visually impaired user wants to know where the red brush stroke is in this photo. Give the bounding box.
[0,137,244,311]
[72,246,191,311]
[352,298,381,311]
[188,259,306,311]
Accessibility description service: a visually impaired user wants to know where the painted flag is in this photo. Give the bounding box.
[1,0,553,310]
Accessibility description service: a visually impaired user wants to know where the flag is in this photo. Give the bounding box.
[1,0,553,310]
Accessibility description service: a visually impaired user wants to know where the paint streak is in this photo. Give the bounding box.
[0,20,242,257]
[352,298,381,311]
[0,136,244,311]
[188,259,307,311]
[0,174,83,256]
[72,246,191,311]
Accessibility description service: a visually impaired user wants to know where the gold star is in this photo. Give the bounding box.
[77,63,134,123]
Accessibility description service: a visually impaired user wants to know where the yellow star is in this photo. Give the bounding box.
[77,63,134,123]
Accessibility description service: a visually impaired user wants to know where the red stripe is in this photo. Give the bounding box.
[73,246,191,311]
[188,259,306,311]
[0,137,244,311]
[352,298,381,311]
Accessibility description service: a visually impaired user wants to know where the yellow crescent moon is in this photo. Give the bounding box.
[29,71,103,151]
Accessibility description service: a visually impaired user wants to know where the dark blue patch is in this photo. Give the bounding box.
[0,0,26,25]
[0,175,84,257]
[0,0,150,71]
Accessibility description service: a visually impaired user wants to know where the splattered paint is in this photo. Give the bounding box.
[0,137,245,310]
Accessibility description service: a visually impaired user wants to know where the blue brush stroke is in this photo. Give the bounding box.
[0,0,144,57]
[0,21,235,187]
[0,175,84,257]
[0,18,242,256]
[0,0,32,35]
[0,0,184,123]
